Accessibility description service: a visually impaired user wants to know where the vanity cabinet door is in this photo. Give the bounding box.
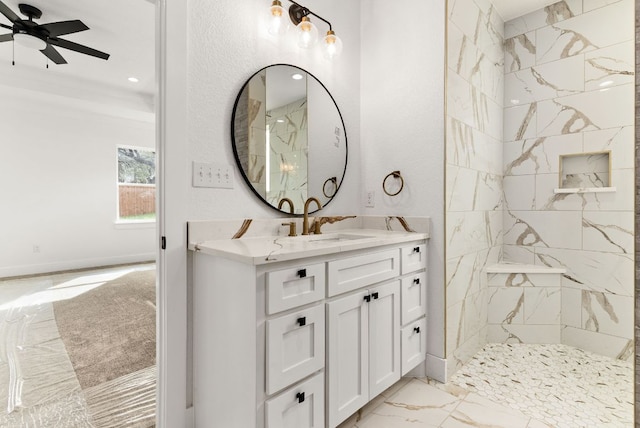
[368,281,401,399]
[327,281,400,428]
[265,372,324,428]
[401,272,427,325]
[401,318,427,375]
[327,290,369,428]
[266,304,325,395]
[400,244,427,275]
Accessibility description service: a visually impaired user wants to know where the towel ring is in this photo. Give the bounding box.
[322,177,338,198]
[383,171,404,196]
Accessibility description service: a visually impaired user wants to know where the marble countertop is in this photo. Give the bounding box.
[190,228,428,265]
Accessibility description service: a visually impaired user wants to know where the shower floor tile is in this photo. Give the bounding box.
[448,343,633,427]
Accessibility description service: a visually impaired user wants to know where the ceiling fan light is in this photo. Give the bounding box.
[13,32,47,50]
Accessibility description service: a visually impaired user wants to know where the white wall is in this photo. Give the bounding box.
[360,0,446,372]
[0,75,156,278]
[187,0,362,220]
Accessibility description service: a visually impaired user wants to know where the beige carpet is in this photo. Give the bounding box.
[52,269,156,390]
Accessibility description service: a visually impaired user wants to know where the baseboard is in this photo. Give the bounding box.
[185,406,195,428]
[0,253,156,279]
[426,353,447,383]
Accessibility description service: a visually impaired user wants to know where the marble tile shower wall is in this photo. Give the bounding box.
[445,0,504,378]
[501,0,635,360]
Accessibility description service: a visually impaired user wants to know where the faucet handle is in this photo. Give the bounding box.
[281,221,297,237]
[313,218,322,235]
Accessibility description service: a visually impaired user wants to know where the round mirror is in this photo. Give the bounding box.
[231,64,347,215]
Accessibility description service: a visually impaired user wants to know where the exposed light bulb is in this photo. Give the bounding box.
[322,30,343,60]
[267,0,287,35]
[296,16,318,49]
[291,73,304,80]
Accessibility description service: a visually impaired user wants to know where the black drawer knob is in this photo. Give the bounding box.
[364,294,371,303]
[372,292,379,300]
[413,277,420,284]
[297,269,307,278]
[413,246,420,253]
[414,326,420,334]
[297,317,306,327]
[296,392,305,403]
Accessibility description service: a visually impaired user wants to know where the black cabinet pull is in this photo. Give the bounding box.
[297,269,307,278]
[296,392,305,403]
[297,317,306,327]
[364,294,371,303]
[414,326,420,334]
[413,277,421,284]
[372,292,379,300]
[413,246,420,253]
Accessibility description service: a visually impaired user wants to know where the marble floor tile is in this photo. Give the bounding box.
[343,343,631,428]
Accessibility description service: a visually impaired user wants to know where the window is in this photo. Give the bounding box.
[117,146,156,222]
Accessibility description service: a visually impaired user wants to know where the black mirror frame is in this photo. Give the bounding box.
[231,63,348,216]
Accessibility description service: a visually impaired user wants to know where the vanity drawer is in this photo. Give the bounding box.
[327,248,399,297]
[401,243,427,274]
[266,263,325,315]
[401,272,427,325]
[265,372,324,428]
[401,318,426,376]
[266,304,325,395]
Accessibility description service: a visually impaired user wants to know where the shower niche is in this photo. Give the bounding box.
[555,151,615,194]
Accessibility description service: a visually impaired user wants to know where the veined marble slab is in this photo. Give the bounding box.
[505,0,583,39]
[485,263,565,274]
[535,0,633,66]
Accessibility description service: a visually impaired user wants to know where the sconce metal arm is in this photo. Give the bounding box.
[288,0,333,30]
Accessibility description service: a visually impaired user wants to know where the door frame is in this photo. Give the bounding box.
[155,0,189,426]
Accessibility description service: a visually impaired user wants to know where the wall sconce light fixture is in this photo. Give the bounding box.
[268,0,343,59]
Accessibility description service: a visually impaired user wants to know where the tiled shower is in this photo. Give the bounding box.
[446,0,635,378]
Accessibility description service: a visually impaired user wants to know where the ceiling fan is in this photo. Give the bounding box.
[0,1,109,65]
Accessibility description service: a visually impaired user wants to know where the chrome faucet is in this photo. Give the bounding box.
[302,197,322,235]
[278,198,297,237]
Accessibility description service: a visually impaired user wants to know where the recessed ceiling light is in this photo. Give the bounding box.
[128,77,139,83]
[291,73,303,80]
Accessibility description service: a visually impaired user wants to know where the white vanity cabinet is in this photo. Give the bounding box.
[192,235,427,428]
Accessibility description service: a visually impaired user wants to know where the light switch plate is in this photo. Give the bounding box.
[193,162,234,189]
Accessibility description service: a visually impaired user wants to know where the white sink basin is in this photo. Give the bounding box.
[307,233,372,243]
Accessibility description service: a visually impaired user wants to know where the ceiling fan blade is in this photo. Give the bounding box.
[0,0,19,23]
[41,44,67,64]
[0,32,12,42]
[39,20,89,37]
[49,37,109,60]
